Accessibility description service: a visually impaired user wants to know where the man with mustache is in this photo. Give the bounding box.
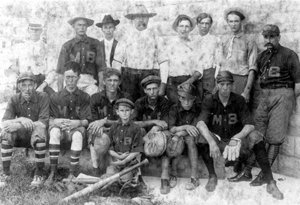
[220,8,258,109]
[113,4,163,102]
[56,17,105,96]
[228,25,300,187]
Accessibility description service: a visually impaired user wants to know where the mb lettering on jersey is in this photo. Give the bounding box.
[212,113,238,125]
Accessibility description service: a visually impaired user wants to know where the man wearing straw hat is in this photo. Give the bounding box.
[96,15,120,68]
[56,16,105,96]
[113,4,164,102]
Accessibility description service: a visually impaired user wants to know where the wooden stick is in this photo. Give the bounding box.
[62,178,100,184]
[61,159,149,202]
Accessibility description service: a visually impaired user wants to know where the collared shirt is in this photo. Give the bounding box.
[133,96,170,125]
[256,44,300,86]
[13,39,47,75]
[104,38,114,66]
[2,91,49,126]
[50,87,92,122]
[113,28,158,70]
[109,120,144,153]
[193,33,222,71]
[220,32,257,75]
[159,37,202,82]
[168,102,202,129]
[198,91,253,141]
[56,35,105,80]
[90,89,132,122]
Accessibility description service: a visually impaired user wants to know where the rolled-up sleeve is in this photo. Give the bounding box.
[247,40,258,72]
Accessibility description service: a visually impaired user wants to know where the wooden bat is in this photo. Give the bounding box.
[62,178,100,184]
[61,158,149,202]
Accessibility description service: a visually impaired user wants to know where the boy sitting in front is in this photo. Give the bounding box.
[106,98,144,191]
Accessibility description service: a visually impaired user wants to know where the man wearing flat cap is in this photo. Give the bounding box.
[7,20,55,97]
[113,4,163,102]
[96,15,120,68]
[0,72,49,188]
[133,75,170,133]
[56,16,105,96]
[220,8,258,109]
[196,71,284,200]
[159,14,202,105]
[228,24,300,188]
[194,13,222,99]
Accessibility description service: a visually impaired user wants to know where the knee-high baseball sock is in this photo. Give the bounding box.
[252,141,273,182]
[243,151,256,176]
[1,140,13,175]
[198,143,216,176]
[34,140,46,176]
[70,150,81,175]
[49,144,60,172]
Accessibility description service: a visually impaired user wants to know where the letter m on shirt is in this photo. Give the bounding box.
[212,115,222,126]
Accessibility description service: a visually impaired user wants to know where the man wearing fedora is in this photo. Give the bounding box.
[113,4,163,102]
[7,20,55,97]
[220,8,258,109]
[56,17,105,96]
[96,15,120,68]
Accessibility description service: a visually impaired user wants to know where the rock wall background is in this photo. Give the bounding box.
[0,0,300,177]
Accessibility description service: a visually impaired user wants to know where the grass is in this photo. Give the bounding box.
[0,149,163,205]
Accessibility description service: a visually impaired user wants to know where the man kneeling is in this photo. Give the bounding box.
[196,71,283,200]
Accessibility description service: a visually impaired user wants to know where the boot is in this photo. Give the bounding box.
[228,171,252,182]
[185,177,200,190]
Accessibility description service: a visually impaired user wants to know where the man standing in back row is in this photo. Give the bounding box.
[56,16,105,96]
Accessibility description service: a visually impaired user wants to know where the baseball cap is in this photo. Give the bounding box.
[177,83,197,99]
[262,24,280,36]
[140,75,161,88]
[17,72,36,83]
[216,71,234,83]
[116,98,135,109]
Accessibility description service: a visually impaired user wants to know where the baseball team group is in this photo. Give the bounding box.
[2,3,300,201]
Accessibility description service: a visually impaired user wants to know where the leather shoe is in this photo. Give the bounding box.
[266,180,284,200]
[160,179,170,195]
[227,172,252,182]
[205,175,218,192]
[250,174,267,186]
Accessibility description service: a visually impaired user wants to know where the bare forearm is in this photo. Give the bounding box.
[232,124,254,140]
[244,70,255,93]
[108,150,120,159]
[185,71,202,84]
[134,120,158,128]
[197,121,217,146]
[122,152,139,164]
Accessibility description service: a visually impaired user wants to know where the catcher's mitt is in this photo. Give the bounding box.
[143,131,167,157]
[166,135,184,157]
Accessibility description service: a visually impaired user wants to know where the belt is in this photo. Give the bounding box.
[121,67,158,75]
[260,83,293,89]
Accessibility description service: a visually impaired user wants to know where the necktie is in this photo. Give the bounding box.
[226,35,236,59]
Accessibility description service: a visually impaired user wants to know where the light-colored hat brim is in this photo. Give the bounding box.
[125,13,157,20]
[68,17,94,27]
[172,14,196,33]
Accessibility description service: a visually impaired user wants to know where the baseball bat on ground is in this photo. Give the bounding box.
[61,158,149,202]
